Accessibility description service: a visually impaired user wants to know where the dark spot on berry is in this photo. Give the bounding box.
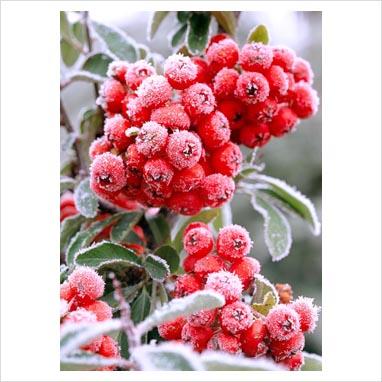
[246,83,259,96]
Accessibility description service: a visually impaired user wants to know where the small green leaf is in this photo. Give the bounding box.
[186,13,211,55]
[110,212,142,243]
[60,176,76,193]
[61,39,80,67]
[252,291,277,316]
[137,44,149,59]
[146,213,170,246]
[61,351,121,371]
[74,178,98,218]
[211,11,237,36]
[60,214,86,252]
[60,11,71,39]
[247,24,270,44]
[131,288,151,324]
[301,352,322,371]
[82,53,113,76]
[148,11,169,40]
[144,254,170,282]
[72,21,86,44]
[177,11,191,24]
[118,331,130,358]
[251,274,279,306]
[101,283,143,308]
[154,245,179,273]
[171,24,187,48]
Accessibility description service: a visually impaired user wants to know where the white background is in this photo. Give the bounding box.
[1,1,381,381]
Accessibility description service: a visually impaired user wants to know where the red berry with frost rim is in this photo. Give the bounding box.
[173,274,203,298]
[207,33,229,48]
[290,82,319,118]
[280,351,304,370]
[143,158,174,191]
[60,281,75,301]
[230,257,261,290]
[97,78,126,114]
[194,255,226,280]
[217,224,252,261]
[107,60,130,84]
[239,122,271,148]
[125,96,151,126]
[269,107,298,137]
[269,331,305,362]
[89,136,112,160]
[239,42,274,72]
[98,335,120,358]
[188,309,217,328]
[272,46,296,72]
[266,305,301,341]
[85,300,112,321]
[218,99,246,130]
[240,320,269,357]
[198,111,230,150]
[205,270,243,304]
[104,114,131,152]
[136,75,172,109]
[182,254,199,273]
[172,164,205,193]
[192,57,210,83]
[151,103,191,131]
[135,121,168,157]
[235,72,270,105]
[211,142,242,177]
[90,153,126,193]
[167,191,204,215]
[207,332,241,354]
[247,98,278,124]
[141,182,171,207]
[213,68,239,100]
[158,317,186,340]
[183,227,214,257]
[164,53,198,90]
[220,301,254,335]
[201,173,235,208]
[293,57,314,84]
[124,144,145,185]
[291,296,320,333]
[181,323,213,352]
[206,38,239,74]
[266,65,289,98]
[183,221,211,237]
[166,130,202,170]
[182,83,216,117]
[125,60,155,90]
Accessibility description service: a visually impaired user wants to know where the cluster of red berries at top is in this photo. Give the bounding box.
[60,266,120,371]
[157,221,320,370]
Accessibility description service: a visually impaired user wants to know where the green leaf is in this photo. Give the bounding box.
[118,331,130,358]
[60,127,76,175]
[251,194,292,262]
[144,254,170,282]
[75,241,142,269]
[82,53,113,76]
[72,21,86,44]
[170,24,187,48]
[154,245,179,273]
[74,178,98,218]
[247,24,270,44]
[137,44,149,59]
[146,213,170,246]
[148,11,169,40]
[110,212,142,243]
[301,352,322,371]
[91,21,138,62]
[101,283,143,309]
[60,176,76,193]
[251,274,279,306]
[252,291,277,316]
[177,11,191,24]
[211,11,237,36]
[61,39,80,67]
[60,11,71,39]
[61,351,121,371]
[60,264,69,283]
[60,214,86,252]
[131,288,151,324]
[186,13,211,55]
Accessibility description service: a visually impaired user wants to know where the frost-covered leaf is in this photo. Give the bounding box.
[137,43,149,59]
[60,127,77,175]
[148,11,169,40]
[66,70,105,85]
[75,241,142,269]
[170,24,187,48]
[82,53,113,77]
[154,245,179,273]
[186,13,211,55]
[101,283,143,309]
[211,11,237,36]
[136,290,225,336]
[91,21,138,62]
[301,352,322,371]
[118,330,130,358]
[251,194,292,261]
[60,264,69,283]
[177,11,191,24]
[60,13,84,67]
[251,274,279,306]
[61,39,80,67]
[60,176,76,193]
[146,213,170,246]
[144,254,170,282]
[201,351,283,371]
[213,203,232,232]
[110,212,142,243]
[74,178,98,218]
[247,24,270,44]
[61,351,123,371]
[60,214,86,252]
[131,343,204,371]
[252,291,277,316]
[60,11,71,39]
[72,21,86,44]
[131,288,151,324]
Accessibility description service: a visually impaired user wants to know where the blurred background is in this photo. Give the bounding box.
[61,11,322,355]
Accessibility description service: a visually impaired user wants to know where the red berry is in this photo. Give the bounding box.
[205,270,243,304]
[207,33,230,48]
[143,158,174,192]
[194,255,225,280]
[290,82,319,118]
[280,351,304,370]
[188,309,217,327]
[201,173,235,208]
[141,182,171,207]
[239,122,271,148]
[217,224,252,261]
[230,257,261,290]
[89,136,112,160]
[167,191,204,215]
[206,38,239,74]
[60,191,75,209]
[135,121,168,158]
[191,57,210,83]
[104,114,131,152]
[172,163,205,192]
[218,99,246,130]
[90,153,126,193]
[198,111,231,150]
[239,43,274,72]
[98,335,120,358]
[207,332,241,354]
[136,75,172,109]
[266,65,289,98]
[265,305,301,341]
[293,57,314,84]
[164,54,198,90]
[183,227,214,257]
[246,98,278,124]
[182,83,216,117]
[125,60,155,90]
[272,46,296,72]
[269,331,305,362]
[107,60,129,84]
[213,68,239,100]
[181,323,213,352]
[235,72,270,105]
[210,142,242,177]
[173,274,203,298]
[85,300,112,321]
[182,254,199,273]
[240,320,269,357]
[125,96,151,126]
[291,296,320,333]
[60,206,78,222]
[269,107,298,137]
[158,317,186,340]
[124,144,145,185]
[220,301,254,335]
[151,104,191,131]
[97,78,126,114]
[60,281,75,301]
[183,221,210,237]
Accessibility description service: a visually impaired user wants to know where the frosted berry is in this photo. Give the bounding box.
[230,257,261,290]
[218,99,246,130]
[269,331,305,362]
[201,173,235,208]
[217,224,252,261]
[90,153,126,193]
[158,317,186,340]
[172,163,205,193]
[89,136,112,160]
[266,65,289,97]
[213,68,239,100]
[143,158,174,192]
[141,182,170,207]
[293,57,314,84]
[220,301,254,335]
[125,96,151,126]
[60,281,75,301]
[281,351,304,370]
[181,323,213,352]
[135,121,168,158]
[205,270,243,304]
[183,221,210,237]
[107,60,130,84]
[104,114,131,152]
[173,274,203,298]
[164,54,198,89]
[136,75,172,109]
[124,144,145,185]
[211,142,242,177]
[187,309,217,327]
[291,296,320,333]
[151,104,191,131]
[272,46,296,72]
[290,82,319,118]
[166,131,202,170]
[191,57,210,83]
[197,111,230,150]
[235,72,270,105]
[239,42,274,72]
[98,335,120,358]
[194,255,225,280]
[207,33,229,48]
[167,191,204,215]
[239,123,271,148]
[240,320,269,357]
[182,83,216,117]
[266,305,301,341]
[182,254,199,273]
[97,78,126,114]
[247,98,278,124]
[183,227,214,258]
[85,300,113,321]
[207,332,241,354]
[269,107,298,137]
[125,60,155,90]
[206,38,239,74]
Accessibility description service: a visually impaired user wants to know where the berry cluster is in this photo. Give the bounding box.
[157,221,320,370]
[60,191,78,222]
[60,267,120,370]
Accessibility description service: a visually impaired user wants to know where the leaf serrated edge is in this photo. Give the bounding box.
[145,254,170,281]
